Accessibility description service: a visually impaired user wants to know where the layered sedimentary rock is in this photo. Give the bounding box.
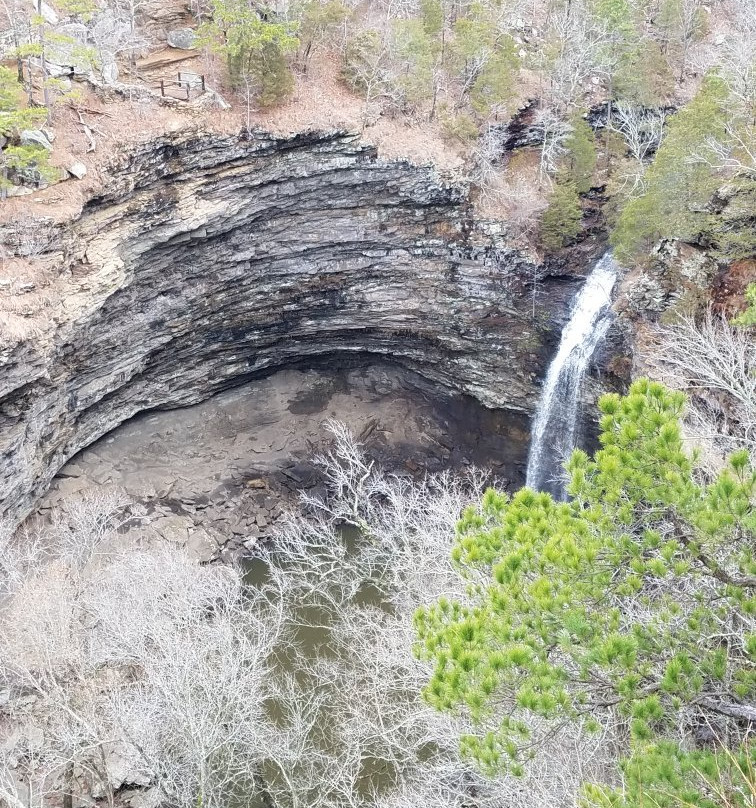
[0,128,585,525]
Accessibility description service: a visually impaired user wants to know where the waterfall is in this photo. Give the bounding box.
[526,252,618,499]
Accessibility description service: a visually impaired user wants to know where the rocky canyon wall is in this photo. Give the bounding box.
[0,128,588,526]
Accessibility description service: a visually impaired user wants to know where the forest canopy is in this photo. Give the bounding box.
[2,0,754,258]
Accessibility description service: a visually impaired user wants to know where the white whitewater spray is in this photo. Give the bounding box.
[526,252,618,498]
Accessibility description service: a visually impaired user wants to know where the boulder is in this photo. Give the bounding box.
[55,22,88,43]
[96,741,151,795]
[20,130,53,150]
[167,28,196,50]
[67,161,87,179]
[4,185,33,197]
[34,0,59,24]
[46,22,92,76]
[154,514,192,544]
[101,61,119,84]
[197,89,231,109]
[121,787,162,808]
[44,62,76,77]
[185,526,218,563]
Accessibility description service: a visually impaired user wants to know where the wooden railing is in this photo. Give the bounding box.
[158,72,206,100]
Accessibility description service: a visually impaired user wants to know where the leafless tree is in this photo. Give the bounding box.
[535,106,571,176]
[662,0,706,81]
[606,102,667,194]
[109,606,272,808]
[0,521,48,595]
[0,0,31,85]
[537,1,609,113]
[609,103,666,164]
[106,0,149,73]
[722,5,756,112]
[88,8,146,83]
[2,215,56,259]
[343,28,395,126]
[255,422,620,808]
[0,492,278,808]
[2,426,624,808]
[0,490,130,808]
[471,124,505,196]
[687,116,756,177]
[646,310,756,465]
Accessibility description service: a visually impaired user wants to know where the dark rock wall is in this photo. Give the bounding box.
[0,129,586,526]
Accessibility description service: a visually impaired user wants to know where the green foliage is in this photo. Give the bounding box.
[392,19,437,109]
[199,0,298,105]
[415,378,755,804]
[297,0,350,39]
[540,180,582,251]
[56,0,98,22]
[588,0,648,98]
[0,66,52,192]
[733,284,756,327]
[707,177,756,262]
[342,20,440,113]
[342,29,387,102]
[589,0,636,38]
[440,108,479,141]
[295,0,350,64]
[611,76,729,262]
[469,45,517,115]
[582,742,755,808]
[657,0,707,74]
[254,40,296,106]
[1,143,57,191]
[562,114,597,193]
[451,8,517,115]
[613,38,675,106]
[0,67,45,136]
[419,0,443,36]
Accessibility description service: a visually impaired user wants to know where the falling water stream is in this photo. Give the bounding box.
[526,252,618,499]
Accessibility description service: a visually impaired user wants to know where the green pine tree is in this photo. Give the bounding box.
[392,19,437,111]
[562,114,597,194]
[733,284,756,327]
[613,38,675,106]
[540,180,582,251]
[656,0,707,82]
[419,0,443,36]
[199,0,298,106]
[451,9,517,116]
[294,0,350,71]
[611,75,729,262]
[415,379,755,805]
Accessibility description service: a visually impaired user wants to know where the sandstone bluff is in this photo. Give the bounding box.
[0,128,591,526]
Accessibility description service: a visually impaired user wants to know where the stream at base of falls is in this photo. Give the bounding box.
[526,253,618,499]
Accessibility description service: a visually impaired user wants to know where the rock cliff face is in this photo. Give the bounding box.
[0,128,587,526]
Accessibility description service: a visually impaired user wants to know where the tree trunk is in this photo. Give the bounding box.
[36,0,52,122]
[63,762,74,808]
[700,697,756,723]
[302,40,312,74]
